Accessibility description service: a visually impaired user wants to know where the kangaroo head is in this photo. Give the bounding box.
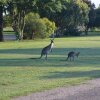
[76,52,80,57]
[51,39,54,43]
[77,52,80,55]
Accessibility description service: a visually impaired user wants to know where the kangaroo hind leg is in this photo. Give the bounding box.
[45,54,48,60]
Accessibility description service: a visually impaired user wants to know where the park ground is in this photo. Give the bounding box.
[1,36,100,100]
[13,78,100,100]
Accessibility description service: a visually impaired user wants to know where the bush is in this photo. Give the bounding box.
[64,26,82,36]
[41,18,56,38]
[3,15,12,27]
[24,13,56,39]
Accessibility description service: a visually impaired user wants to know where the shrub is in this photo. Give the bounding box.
[24,13,56,39]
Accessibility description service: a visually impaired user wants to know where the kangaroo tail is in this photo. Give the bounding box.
[30,55,42,59]
[66,57,69,61]
[30,57,40,59]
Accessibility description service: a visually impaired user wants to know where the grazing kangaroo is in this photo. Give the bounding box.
[39,39,54,60]
[66,51,80,61]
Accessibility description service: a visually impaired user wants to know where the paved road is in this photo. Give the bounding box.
[13,78,100,100]
[3,34,16,40]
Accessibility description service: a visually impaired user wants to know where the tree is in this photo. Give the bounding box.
[36,0,64,18]
[42,18,56,38]
[7,0,61,40]
[24,12,40,39]
[94,7,100,27]
[3,14,12,27]
[0,3,3,41]
[0,0,16,41]
[83,0,96,35]
[0,0,8,41]
[47,0,89,36]
[7,0,37,40]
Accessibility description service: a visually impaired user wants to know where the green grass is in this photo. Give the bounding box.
[88,31,100,36]
[3,27,13,31]
[1,36,100,100]
[3,31,15,35]
[3,27,15,35]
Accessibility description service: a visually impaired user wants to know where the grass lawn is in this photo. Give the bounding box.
[1,36,100,100]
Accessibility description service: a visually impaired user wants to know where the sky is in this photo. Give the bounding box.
[91,0,100,8]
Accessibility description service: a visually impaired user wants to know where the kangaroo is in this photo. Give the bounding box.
[66,51,80,61]
[39,39,54,60]
[75,52,80,58]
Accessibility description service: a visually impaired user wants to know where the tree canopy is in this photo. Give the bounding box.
[94,7,100,27]
[0,0,99,41]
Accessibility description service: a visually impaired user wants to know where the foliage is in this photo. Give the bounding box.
[3,15,12,27]
[43,0,90,36]
[94,7,100,27]
[82,0,96,35]
[5,0,61,40]
[0,3,4,41]
[24,13,56,39]
[24,12,40,39]
[41,18,56,38]
[6,0,38,40]
[0,0,12,41]
[36,0,64,18]
[0,0,99,40]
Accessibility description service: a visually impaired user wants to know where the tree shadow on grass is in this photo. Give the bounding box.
[0,47,100,67]
[0,57,68,67]
[0,47,100,55]
[0,48,41,55]
[0,55,100,67]
[40,70,100,79]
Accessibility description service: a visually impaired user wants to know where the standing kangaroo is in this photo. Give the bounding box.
[40,39,54,60]
[66,51,80,61]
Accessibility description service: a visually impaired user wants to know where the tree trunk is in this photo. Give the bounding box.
[0,5,3,41]
[17,11,25,40]
[85,26,89,35]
